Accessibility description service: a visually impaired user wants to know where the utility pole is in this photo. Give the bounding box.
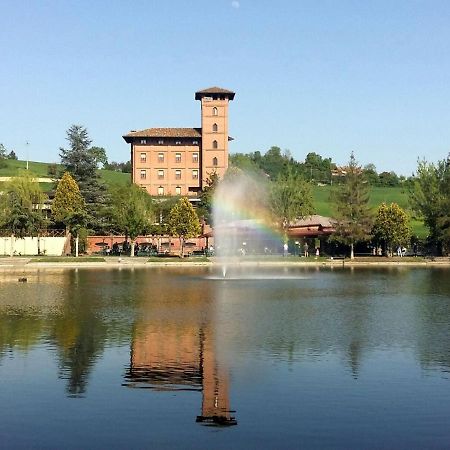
[26,141,29,170]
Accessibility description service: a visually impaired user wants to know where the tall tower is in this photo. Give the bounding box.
[195,87,235,185]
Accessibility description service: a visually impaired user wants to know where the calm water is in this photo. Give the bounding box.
[1,266,450,449]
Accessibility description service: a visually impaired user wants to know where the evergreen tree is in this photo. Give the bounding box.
[167,197,201,257]
[52,172,87,256]
[59,125,108,230]
[52,172,86,227]
[372,203,411,256]
[332,152,373,259]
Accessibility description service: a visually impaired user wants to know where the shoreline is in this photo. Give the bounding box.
[1,256,449,270]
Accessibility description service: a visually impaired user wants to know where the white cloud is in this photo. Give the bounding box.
[231,1,240,9]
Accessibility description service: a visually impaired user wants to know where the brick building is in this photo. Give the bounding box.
[123,87,235,198]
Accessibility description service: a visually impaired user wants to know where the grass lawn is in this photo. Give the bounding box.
[30,256,106,262]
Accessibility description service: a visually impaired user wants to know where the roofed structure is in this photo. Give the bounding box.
[123,127,201,143]
[195,87,235,100]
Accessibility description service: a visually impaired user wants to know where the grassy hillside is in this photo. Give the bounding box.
[0,159,130,190]
[313,185,426,238]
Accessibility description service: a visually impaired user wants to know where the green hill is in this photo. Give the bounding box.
[0,159,130,189]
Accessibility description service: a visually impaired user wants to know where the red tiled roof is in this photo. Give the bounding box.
[123,127,202,142]
[195,86,235,100]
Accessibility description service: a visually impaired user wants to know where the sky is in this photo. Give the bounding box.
[1,0,450,175]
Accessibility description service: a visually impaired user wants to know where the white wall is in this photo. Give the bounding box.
[0,236,67,256]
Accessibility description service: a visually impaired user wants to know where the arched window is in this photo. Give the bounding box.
[212,123,218,132]
[212,140,218,149]
[212,107,218,116]
[213,157,218,166]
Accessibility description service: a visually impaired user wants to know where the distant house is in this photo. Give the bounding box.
[288,215,336,238]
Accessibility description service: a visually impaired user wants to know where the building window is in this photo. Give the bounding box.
[158,153,164,162]
[158,186,164,196]
[192,169,198,180]
[140,153,147,163]
[175,140,181,145]
[213,157,218,166]
[140,139,147,144]
[213,107,218,116]
[175,186,181,195]
[212,123,218,132]
[175,169,181,180]
[158,170,164,180]
[193,140,198,145]
[212,140,218,149]
[192,153,199,163]
[175,153,181,163]
[140,169,146,180]
[158,139,164,145]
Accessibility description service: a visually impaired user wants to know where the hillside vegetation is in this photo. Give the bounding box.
[0,159,427,237]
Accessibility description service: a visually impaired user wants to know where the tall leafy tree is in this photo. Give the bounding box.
[198,172,220,224]
[59,125,108,230]
[332,152,373,259]
[52,172,87,256]
[88,146,108,168]
[110,184,155,257]
[270,168,314,242]
[167,197,201,257]
[409,156,450,254]
[0,171,48,254]
[372,203,411,256]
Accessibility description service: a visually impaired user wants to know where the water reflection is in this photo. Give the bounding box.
[2,266,450,445]
[123,272,237,425]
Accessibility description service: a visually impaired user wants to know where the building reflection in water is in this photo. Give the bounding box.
[123,272,237,426]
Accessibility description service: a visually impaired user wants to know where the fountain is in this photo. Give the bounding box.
[212,170,282,278]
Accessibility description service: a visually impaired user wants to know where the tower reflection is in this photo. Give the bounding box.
[123,275,237,426]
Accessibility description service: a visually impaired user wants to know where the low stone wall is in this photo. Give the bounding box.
[0,236,68,256]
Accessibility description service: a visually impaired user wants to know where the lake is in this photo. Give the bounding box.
[1,266,450,449]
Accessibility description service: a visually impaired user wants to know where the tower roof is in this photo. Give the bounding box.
[195,86,235,100]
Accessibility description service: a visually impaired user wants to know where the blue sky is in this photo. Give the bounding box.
[1,0,450,175]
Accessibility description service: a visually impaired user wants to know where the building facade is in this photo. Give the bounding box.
[123,87,235,198]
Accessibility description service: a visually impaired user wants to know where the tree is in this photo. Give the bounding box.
[197,172,220,224]
[110,184,155,257]
[0,171,48,254]
[372,203,411,256]
[410,156,450,254]
[7,150,17,160]
[363,163,378,186]
[167,197,201,257]
[270,168,314,242]
[89,146,108,168]
[332,153,373,259]
[0,143,7,168]
[59,125,108,230]
[52,172,87,256]
[260,146,289,179]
